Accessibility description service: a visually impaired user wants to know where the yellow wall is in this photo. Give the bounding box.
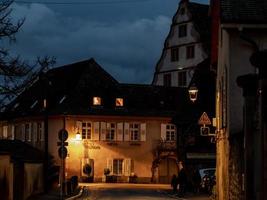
[47,115,174,183]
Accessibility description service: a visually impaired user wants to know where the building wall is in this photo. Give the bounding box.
[46,115,177,183]
[216,27,267,200]
[153,1,208,87]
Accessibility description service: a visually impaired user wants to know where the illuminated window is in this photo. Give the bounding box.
[37,122,44,142]
[116,98,124,107]
[129,123,140,141]
[166,124,176,141]
[106,123,116,141]
[82,122,92,139]
[93,97,102,106]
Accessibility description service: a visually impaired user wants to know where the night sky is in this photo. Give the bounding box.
[7,0,208,83]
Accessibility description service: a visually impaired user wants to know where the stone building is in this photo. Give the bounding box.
[0,58,192,184]
[211,0,267,199]
[152,0,210,87]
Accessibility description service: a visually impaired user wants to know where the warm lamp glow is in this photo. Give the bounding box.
[75,132,82,141]
[188,85,198,102]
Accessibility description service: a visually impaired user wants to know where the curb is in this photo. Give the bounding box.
[65,186,85,200]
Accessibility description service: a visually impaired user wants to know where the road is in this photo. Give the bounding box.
[76,183,210,200]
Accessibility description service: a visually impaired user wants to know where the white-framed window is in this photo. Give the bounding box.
[129,123,140,141]
[116,98,124,107]
[106,122,116,141]
[82,122,92,140]
[25,123,31,142]
[93,97,102,106]
[166,124,176,141]
[113,159,123,175]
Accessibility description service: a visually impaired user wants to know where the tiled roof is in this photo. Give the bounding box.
[220,0,267,23]
[0,140,44,162]
[2,58,191,119]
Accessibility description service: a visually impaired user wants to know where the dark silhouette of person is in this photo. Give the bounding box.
[177,161,187,197]
[192,168,201,194]
[171,174,178,193]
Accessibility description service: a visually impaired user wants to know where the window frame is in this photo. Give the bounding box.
[179,24,187,38]
[82,122,92,140]
[106,122,116,141]
[163,73,172,86]
[166,124,176,141]
[186,45,195,59]
[129,123,140,141]
[113,159,123,175]
[171,47,179,62]
[178,71,187,87]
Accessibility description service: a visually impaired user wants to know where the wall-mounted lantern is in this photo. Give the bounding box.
[188,85,198,102]
[75,131,82,141]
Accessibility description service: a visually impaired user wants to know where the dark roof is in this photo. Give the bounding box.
[2,58,191,119]
[220,0,267,23]
[0,140,44,162]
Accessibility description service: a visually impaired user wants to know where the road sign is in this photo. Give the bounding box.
[198,112,212,125]
[58,129,68,141]
[58,146,68,159]
[200,126,210,136]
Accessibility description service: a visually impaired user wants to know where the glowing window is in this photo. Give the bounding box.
[93,97,102,106]
[116,98,124,107]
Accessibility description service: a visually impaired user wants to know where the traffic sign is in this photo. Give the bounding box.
[58,129,68,141]
[58,146,68,159]
[200,126,210,136]
[198,112,212,125]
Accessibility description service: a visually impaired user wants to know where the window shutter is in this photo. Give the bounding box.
[33,122,37,142]
[40,122,45,141]
[161,124,166,141]
[124,159,131,176]
[107,158,113,175]
[3,126,8,139]
[100,122,106,141]
[21,124,25,141]
[93,122,100,140]
[11,125,15,140]
[76,121,82,133]
[140,123,146,141]
[116,123,123,141]
[28,123,32,141]
[124,123,130,141]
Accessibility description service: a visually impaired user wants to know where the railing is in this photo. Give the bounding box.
[156,140,177,152]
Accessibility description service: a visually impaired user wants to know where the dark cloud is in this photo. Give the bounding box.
[7,0,208,83]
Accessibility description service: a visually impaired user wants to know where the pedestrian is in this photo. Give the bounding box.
[177,161,187,197]
[171,174,178,193]
[192,168,201,194]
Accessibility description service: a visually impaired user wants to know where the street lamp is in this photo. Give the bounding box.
[188,85,198,102]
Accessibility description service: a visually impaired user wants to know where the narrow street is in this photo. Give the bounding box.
[76,183,210,200]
